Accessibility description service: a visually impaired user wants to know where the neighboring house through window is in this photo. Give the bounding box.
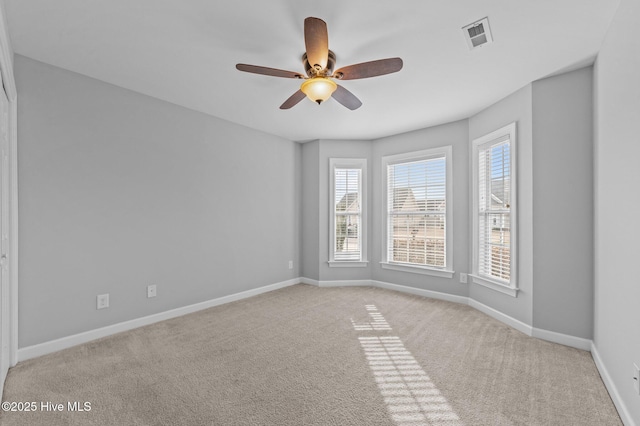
[329,158,367,267]
[381,146,453,278]
[471,122,518,296]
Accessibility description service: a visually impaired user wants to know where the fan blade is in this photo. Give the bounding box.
[280,90,307,109]
[334,58,403,80]
[304,17,329,71]
[236,64,304,79]
[332,85,362,110]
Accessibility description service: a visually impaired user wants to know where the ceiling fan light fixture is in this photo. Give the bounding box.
[300,77,337,104]
[236,17,402,110]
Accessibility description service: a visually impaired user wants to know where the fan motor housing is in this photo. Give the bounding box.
[302,50,336,77]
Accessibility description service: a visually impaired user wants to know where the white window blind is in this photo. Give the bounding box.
[387,156,447,268]
[478,136,512,282]
[334,167,362,261]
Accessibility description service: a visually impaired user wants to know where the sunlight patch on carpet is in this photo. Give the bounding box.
[350,304,392,331]
[353,305,462,426]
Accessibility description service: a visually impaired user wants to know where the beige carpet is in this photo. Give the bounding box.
[0,284,622,425]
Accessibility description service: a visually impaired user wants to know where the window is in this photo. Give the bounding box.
[471,122,518,296]
[329,159,367,267]
[381,147,453,277]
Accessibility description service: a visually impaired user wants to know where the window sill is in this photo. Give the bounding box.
[470,274,519,297]
[328,261,369,268]
[380,262,454,278]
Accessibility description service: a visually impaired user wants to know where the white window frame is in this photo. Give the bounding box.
[381,146,454,278]
[471,122,518,297]
[329,158,368,267]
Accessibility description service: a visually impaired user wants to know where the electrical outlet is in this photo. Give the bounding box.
[96,294,109,310]
[288,260,293,270]
[147,284,157,298]
[634,363,639,395]
[460,273,468,284]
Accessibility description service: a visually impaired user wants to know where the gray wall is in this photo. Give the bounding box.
[300,140,320,281]
[16,55,300,347]
[594,0,640,422]
[531,67,594,339]
[468,85,534,326]
[371,121,469,296]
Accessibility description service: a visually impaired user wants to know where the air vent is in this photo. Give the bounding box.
[463,17,493,49]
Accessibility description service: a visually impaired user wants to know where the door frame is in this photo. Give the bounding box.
[0,2,19,389]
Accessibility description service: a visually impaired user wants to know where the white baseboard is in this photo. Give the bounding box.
[591,343,637,426]
[18,278,299,362]
[371,280,468,305]
[532,327,592,351]
[17,276,597,365]
[15,277,631,425]
[468,298,533,336]
[319,279,372,287]
[300,278,371,287]
[301,278,591,353]
[301,278,468,305]
[468,299,594,352]
[300,277,320,286]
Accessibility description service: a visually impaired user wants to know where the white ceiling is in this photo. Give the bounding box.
[4,0,620,142]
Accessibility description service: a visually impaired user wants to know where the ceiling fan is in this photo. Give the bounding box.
[236,17,403,110]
